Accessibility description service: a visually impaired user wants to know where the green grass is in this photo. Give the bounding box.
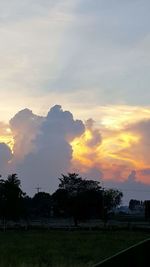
[0,230,149,267]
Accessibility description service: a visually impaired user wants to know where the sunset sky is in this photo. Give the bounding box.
[0,0,150,203]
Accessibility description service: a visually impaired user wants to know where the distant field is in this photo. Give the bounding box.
[0,230,149,267]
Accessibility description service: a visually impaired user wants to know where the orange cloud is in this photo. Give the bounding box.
[71,106,150,184]
[71,128,141,175]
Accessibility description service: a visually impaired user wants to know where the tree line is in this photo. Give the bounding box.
[0,173,123,226]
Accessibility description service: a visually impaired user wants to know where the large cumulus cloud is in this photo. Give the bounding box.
[14,105,84,194]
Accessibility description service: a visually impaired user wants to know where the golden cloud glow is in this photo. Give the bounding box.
[91,105,150,130]
[71,129,142,170]
[0,128,14,153]
[71,130,95,168]
[70,104,150,182]
[70,106,150,179]
[71,105,150,179]
[100,132,140,159]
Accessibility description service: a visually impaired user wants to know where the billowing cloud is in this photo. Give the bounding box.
[10,108,43,160]
[15,105,84,194]
[71,118,102,172]
[71,112,150,187]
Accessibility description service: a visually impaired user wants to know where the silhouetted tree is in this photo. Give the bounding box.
[103,189,123,211]
[0,174,25,220]
[129,199,141,211]
[102,188,123,223]
[59,173,101,193]
[0,172,123,225]
[52,189,70,217]
[32,192,52,218]
[53,173,103,226]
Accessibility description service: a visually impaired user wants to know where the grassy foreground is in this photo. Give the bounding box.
[0,230,149,267]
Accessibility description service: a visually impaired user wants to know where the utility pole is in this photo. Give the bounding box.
[35,186,42,194]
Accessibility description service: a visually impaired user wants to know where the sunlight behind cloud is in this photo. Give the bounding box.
[71,130,95,169]
[71,126,143,176]
[99,106,150,130]
[0,133,14,153]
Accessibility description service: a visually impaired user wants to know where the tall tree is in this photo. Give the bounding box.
[0,174,25,220]
[59,173,101,193]
[102,188,123,223]
[103,188,123,211]
[53,173,103,225]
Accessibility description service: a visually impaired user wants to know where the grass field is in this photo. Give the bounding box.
[0,230,149,267]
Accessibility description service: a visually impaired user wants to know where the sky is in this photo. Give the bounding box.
[0,0,150,204]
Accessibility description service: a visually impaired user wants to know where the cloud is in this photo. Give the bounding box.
[121,119,150,182]
[45,105,84,141]
[85,119,102,147]
[140,168,150,175]
[0,143,13,175]
[0,122,9,133]
[71,118,103,172]
[0,0,79,96]
[10,108,43,160]
[15,105,84,194]
[104,170,150,205]
[1,0,150,124]
[1,103,150,204]
[0,122,14,151]
[70,111,150,190]
[0,143,12,163]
